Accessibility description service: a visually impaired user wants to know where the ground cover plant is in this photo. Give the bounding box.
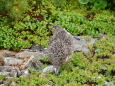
[0,0,115,51]
[0,0,115,86]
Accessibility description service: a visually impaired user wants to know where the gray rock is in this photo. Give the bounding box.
[0,72,10,77]
[73,36,96,54]
[74,36,87,40]
[0,84,5,86]
[41,65,59,76]
[42,65,55,73]
[0,57,4,66]
[10,82,16,86]
[28,60,43,71]
[21,55,35,70]
[20,55,43,71]
[21,69,29,77]
[87,39,96,45]
[102,65,108,70]
[81,47,90,54]
[10,69,19,78]
[15,51,45,59]
[4,57,23,66]
[105,81,115,86]
[0,55,4,58]
[0,50,16,57]
[0,66,12,72]
[0,67,20,78]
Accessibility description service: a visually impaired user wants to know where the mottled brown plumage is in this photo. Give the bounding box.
[48,26,74,74]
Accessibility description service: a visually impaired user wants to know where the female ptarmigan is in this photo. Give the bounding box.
[47,25,74,74]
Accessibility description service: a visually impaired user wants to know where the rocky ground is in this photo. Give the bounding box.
[1,35,114,86]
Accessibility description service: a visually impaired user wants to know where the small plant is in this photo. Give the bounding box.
[0,0,30,20]
[0,75,6,81]
[78,0,115,10]
[95,35,115,59]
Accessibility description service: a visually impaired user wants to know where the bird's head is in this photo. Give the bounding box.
[51,25,62,32]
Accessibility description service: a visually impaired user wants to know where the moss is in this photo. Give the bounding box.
[0,75,6,81]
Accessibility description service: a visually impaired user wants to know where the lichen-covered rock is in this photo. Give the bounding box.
[4,57,23,66]
[105,81,115,86]
[42,65,55,73]
[0,50,16,66]
[0,50,16,57]
[0,67,21,78]
[0,57,4,66]
[28,59,43,71]
[15,51,45,59]
[20,69,29,77]
[73,36,96,54]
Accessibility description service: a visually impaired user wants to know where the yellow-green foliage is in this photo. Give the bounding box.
[0,0,115,51]
[94,35,115,58]
[0,0,29,20]
[51,10,115,37]
[0,75,6,81]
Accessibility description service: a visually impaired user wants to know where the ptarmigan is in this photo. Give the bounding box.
[47,25,74,74]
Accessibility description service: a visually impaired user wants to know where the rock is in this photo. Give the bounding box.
[28,60,43,71]
[10,82,16,86]
[0,49,54,78]
[42,65,56,74]
[0,84,5,86]
[0,67,21,78]
[0,57,4,66]
[0,50,16,57]
[102,65,107,70]
[15,51,45,59]
[20,55,43,72]
[73,40,89,53]
[20,55,35,70]
[0,66,12,72]
[0,55,4,58]
[74,36,87,40]
[73,36,96,54]
[0,50,16,66]
[4,57,23,66]
[21,69,29,77]
[10,68,19,78]
[81,46,90,54]
[105,81,115,86]
[0,72,10,77]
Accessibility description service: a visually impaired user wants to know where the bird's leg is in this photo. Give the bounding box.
[65,55,72,63]
[54,66,60,75]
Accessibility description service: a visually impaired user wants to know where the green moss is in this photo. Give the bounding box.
[0,75,6,81]
[95,35,115,59]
